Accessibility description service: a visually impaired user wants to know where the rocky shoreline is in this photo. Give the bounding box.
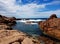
[38,14,60,44]
[0,15,40,44]
[0,14,60,44]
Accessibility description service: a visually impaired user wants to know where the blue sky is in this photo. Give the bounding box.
[0,0,60,18]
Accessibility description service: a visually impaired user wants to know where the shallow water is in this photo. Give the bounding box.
[12,22,43,36]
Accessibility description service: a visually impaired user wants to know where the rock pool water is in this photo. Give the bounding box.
[12,22,43,37]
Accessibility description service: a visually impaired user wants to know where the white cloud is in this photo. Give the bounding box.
[0,0,46,18]
[0,0,60,18]
[34,10,60,18]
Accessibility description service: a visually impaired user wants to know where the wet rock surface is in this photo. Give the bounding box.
[38,14,60,43]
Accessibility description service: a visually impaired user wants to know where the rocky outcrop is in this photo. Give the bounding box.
[0,15,40,44]
[0,30,40,44]
[38,14,60,40]
[0,15,16,26]
[0,24,12,30]
[49,14,57,19]
[0,15,17,30]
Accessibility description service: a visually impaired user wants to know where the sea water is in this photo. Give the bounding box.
[12,18,47,37]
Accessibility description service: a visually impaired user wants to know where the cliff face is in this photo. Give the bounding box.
[38,14,60,40]
[0,15,40,44]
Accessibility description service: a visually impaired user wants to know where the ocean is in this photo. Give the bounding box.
[12,18,47,37]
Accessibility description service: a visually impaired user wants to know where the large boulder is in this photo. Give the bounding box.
[38,14,60,40]
[49,14,57,19]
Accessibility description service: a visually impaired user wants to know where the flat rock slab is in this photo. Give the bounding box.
[0,30,40,44]
[0,30,26,44]
[22,37,34,44]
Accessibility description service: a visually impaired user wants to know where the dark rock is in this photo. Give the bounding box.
[0,15,16,26]
[48,14,57,20]
[39,36,60,44]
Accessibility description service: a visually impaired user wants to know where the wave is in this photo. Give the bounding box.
[17,19,45,22]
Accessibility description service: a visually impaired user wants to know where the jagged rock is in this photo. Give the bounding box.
[0,15,16,26]
[38,14,60,40]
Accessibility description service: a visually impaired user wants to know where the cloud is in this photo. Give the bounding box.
[44,0,60,5]
[0,0,46,18]
[0,0,60,18]
[34,10,60,18]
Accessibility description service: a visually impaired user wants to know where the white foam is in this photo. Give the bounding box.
[17,19,44,23]
[17,20,26,22]
[25,23,37,24]
[27,19,42,22]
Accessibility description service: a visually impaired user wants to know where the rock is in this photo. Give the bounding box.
[38,14,60,40]
[49,14,57,19]
[0,30,26,44]
[0,24,12,30]
[39,36,60,44]
[0,30,40,44]
[0,15,16,26]
[12,42,20,44]
[0,15,40,44]
[22,37,34,44]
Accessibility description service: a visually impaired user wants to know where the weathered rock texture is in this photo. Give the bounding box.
[0,24,12,30]
[0,15,40,44]
[38,14,60,40]
[0,30,40,44]
[39,36,60,44]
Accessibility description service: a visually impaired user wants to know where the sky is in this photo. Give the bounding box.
[0,0,60,18]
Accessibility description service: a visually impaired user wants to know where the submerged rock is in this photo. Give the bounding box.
[38,14,60,40]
